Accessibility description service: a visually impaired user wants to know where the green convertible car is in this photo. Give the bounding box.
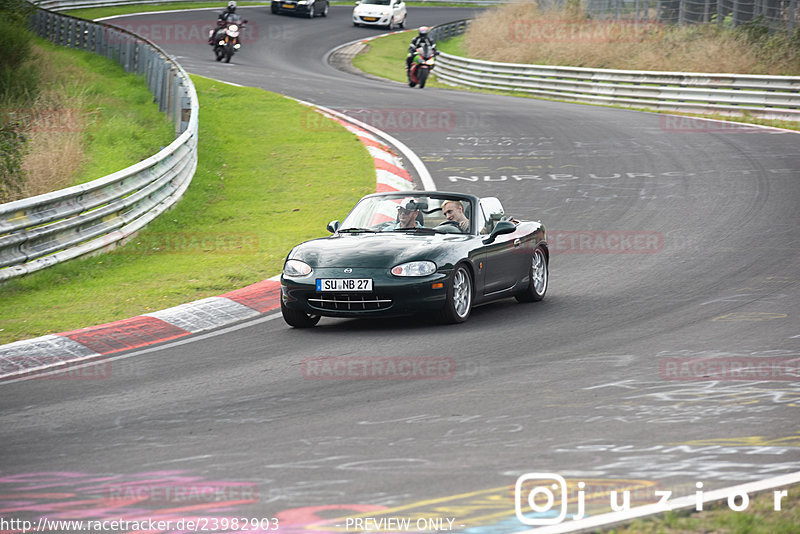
[280,191,549,327]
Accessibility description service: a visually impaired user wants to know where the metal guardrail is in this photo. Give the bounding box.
[430,20,800,120]
[0,6,199,281]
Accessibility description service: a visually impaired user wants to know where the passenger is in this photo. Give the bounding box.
[441,200,469,232]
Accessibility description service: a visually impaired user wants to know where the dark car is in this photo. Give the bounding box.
[271,0,329,17]
[280,191,549,327]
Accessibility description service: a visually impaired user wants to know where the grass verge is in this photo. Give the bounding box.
[0,75,375,344]
[351,31,800,131]
[465,4,800,74]
[65,2,268,21]
[66,2,482,20]
[1,37,176,200]
[608,483,800,533]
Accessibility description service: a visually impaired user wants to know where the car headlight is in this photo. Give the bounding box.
[391,261,436,277]
[284,259,312,277]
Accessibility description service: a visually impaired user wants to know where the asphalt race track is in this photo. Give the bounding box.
[1,6,799,531]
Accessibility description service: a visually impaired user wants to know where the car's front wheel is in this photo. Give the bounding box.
[515,246,548,302]
[438,264,472,324]
[281,300,321,328]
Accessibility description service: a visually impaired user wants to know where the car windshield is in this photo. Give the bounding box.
[340,195,472,234]
[360,0,391,4]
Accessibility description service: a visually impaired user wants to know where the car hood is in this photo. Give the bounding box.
[289,232,467,269]
[354,4,390,15]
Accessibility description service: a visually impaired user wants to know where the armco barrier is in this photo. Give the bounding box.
[430,20,800,121]
[0,6,198,281]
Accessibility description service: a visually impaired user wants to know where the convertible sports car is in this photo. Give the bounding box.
[280,191,548,327]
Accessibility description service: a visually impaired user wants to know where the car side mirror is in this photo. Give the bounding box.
[327,220,340,233]
[482,220,515,244]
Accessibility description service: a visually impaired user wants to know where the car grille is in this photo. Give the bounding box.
[308,294,392,311]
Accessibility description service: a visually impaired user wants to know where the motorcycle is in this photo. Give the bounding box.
[407,42,436,88]
[209,14,246,63]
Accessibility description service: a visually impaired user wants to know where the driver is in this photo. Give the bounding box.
[441,200,469,232]
[383,200,422,230]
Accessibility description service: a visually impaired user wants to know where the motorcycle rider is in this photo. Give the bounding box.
[219,1,238,22]
[405,26,438,73]
[209,1,238,45]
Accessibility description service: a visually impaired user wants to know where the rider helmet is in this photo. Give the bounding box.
[418,26,430,38]
[227,1,237,11]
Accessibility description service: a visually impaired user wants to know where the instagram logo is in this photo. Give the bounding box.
[514,473,569,526]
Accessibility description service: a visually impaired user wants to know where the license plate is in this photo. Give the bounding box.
[316,278,373,292]
[363,16,377,21]
[282,3,295,7]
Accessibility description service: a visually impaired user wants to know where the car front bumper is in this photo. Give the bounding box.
[274,1,314,14]
[354,13,392,26]
[282,267,451,318]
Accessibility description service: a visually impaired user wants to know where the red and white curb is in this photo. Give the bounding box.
[0,106,431,381]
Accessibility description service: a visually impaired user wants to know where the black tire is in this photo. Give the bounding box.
[281,300,321,328]
[225,49,233,63]
[437,264,472,324]
[418,67,429,88]
[399,15,405,28]
[307,4,315,17]
[215,48,223,61]
[321,2,328,16]
[515,246,548,302]
[271,3,278,13]
[387,17,395,30]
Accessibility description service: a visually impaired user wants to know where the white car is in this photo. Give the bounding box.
[353,0,406,29]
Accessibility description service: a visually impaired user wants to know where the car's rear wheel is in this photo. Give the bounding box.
[281,300,321,328]
[515,247,548,302]
[438,264,472,324]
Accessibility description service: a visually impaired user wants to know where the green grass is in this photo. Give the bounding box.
[608,484,800,533]
[66,2,268,21]
[46,39,177,183]
[351,32,800,132]
[0,76,374,344]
